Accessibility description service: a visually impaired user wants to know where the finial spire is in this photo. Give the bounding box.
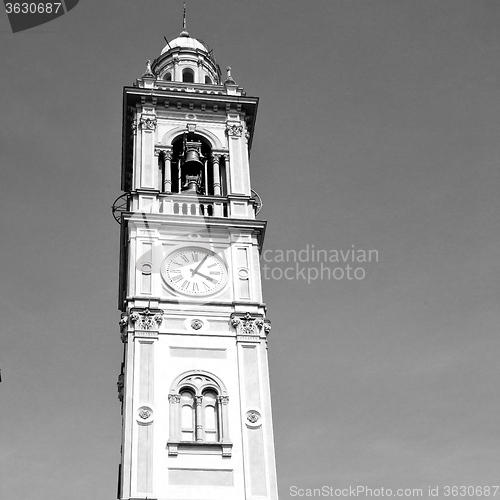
[142,60,155,78]
[224,66,236,85]
[180,2,189,37]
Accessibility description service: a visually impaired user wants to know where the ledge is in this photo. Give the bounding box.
[167,440,232,457]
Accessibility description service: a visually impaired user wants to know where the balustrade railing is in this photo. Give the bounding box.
[160,194,228,218]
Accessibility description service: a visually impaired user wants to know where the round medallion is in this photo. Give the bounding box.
[136,406,154,424]
[162,247,228,297]
[245,409,262,427]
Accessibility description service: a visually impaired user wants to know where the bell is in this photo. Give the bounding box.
[183,141,204,172]
[181,141,204,195]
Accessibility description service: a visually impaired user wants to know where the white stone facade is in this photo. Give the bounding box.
[116,31,278,500]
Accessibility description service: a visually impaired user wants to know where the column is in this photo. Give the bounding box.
[218,395,230,442]
[195,395,203,442]
[212,154,221,196]
[163,150,172,193]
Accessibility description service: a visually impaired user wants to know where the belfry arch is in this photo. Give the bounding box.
[159,132,227,196]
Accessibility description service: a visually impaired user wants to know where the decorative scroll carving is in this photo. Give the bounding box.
[230,312,270,337]
[138,116,157,131]
[130,308,163,331]
[225,124,243,137]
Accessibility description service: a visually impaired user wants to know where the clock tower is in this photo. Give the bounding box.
[114,26,279,500]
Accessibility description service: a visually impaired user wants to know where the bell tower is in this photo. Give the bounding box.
[113,24,278,500]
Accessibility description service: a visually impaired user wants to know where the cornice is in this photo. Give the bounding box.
[123,211,266,230]
[123,86,258,108]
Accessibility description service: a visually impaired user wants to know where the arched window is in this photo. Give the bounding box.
[164,72,172,81]
[202,390,218,441]
[167,371,231,456]
[182,68,195,83]
[180,390,195,441]
[204,75,212,84]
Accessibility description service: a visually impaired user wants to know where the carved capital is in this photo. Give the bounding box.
[218,395,229,405]
[155,147,172,160]
[168,393,181,404]
[130,308,163,331]
[139,116,157,131]
[230,312,267,337]
[211,153,223,164]
[225,123,243,138]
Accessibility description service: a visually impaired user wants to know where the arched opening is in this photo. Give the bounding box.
[165,134,224,197]
[202,389,218,441]
[164,72,172,81]
[182,68,195,83]
[180,389,195,441]
[204,75,212,84]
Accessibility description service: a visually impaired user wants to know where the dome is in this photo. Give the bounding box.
[160,33,209,55]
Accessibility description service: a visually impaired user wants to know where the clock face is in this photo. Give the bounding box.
[162,247,228,296]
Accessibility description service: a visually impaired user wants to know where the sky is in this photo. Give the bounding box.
[1,0,500,498]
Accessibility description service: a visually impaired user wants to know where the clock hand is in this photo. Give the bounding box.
[194,271,217,283]
[190,254,209,276]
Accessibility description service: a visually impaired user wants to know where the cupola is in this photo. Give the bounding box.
[151,30,221,85]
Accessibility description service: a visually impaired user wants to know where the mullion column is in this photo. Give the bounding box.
[195,395,203,442]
